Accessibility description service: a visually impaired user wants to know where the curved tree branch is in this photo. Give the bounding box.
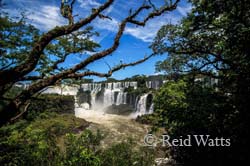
[9,5,153,105]
[67,53,155,79]
[0,0,114,87]
[129,0,180,26]
[0,0,179,126]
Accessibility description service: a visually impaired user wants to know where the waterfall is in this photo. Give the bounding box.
[42,86,61,94]
[90,83,102,108]
[42,81,158,118]
[124,93,127,104]
[103,89,116,106]
[116,91,127,105]
[134,96,139,108]
[116,92,123,105]
[102,82,137,107]
[136,94,149,115]
[146,81,152,89]
[42,85,79,96]
[146,80,162,89]
[134,94,154,116]
[148,103,154,114]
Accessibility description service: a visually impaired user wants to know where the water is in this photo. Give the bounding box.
[146,80,163,89]
[116,91,127,105]
[136,94,149,115]
[148,103,154,114]
[43,81,156,118]
[103,89,116,106]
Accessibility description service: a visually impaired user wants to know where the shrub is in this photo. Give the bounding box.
[24,94,74,120]
[0,113,89,166]
[152,79,239,165]
[99,139,155,166]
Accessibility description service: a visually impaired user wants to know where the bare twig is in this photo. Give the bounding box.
[67,53,155,79]
[129,0,180,26]
[10,102,30,122]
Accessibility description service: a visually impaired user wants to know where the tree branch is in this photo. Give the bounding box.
[51,56,67,71]
[11,5,152,96]
[0,0,114,87]
[0,1,179,125]
[12,2,174,102]
[0,60,15,70]
[129,0,180,26]
[67,53,155,79]
[20,75,44,81]
[10,102,30,122]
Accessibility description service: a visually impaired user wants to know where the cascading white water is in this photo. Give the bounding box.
[124,93,127,104]
[90,83,102,108]
[136,94,149,115]
[102,82,137,107]
[42,85,79,96]
[134,96,139,108]
[128,93,154,118]
[116,91,127,105]
[146,80,163,89]
[116,91,123,105]
[42,86,61,94]
[134,93,155,116]
[148,103,154,114]
[42,81,157,118]
[103,89,116,106]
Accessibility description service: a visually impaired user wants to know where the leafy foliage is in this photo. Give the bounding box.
[0,112,156,166]
[0,13,99,75]
[62,130,102,166]
[0,92,155,166]
[1,0,181,125]
[99,139,155,166]
[25,94,74,120]
[141,79,237,164]
[0,113,90,166]
[150,0,250,164]
[0,14,40,69]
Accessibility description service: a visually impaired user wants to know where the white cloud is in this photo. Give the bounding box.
[125,27,154,42]
[3,0,66,31]
[177,5,192,16]
[28,5,66,31]
[75,0,172,42]
[77,0,101,8]
[125,13,180,42]
[95,18,119,32]
[4,5,65,31]
[89,12,180,43]
[4,0,189,42]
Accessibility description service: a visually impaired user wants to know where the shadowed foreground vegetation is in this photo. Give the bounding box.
[0,94,156,166]
[1,0,249,165]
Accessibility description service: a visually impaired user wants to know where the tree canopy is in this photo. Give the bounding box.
[0,0,180,125]
[149,0,250,164]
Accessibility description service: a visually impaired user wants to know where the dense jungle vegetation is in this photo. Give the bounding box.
[1,0,250,165]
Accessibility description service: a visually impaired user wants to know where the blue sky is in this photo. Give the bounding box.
[2,0,191,81]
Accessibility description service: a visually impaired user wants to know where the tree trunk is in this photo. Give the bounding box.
[0,100,20,126]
